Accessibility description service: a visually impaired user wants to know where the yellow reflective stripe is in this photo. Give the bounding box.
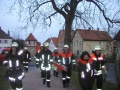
[94,70,102,75]
[66,76,70,79]
[16,60,19,67]
[3,60,8,64]
[102,65,105,68]
[63,58,65,64]
[93,58,97,61]
[46,79,50,82]
[16,88,23,90]
[18,50,23,55]
[98,57,103,60]
[62,78,66,80]
[9,60,12,67]
[42,55,44,60]
[81,71,85,78]
[27,54,28,58]
[36,59,39,61]
[48,55,50,60]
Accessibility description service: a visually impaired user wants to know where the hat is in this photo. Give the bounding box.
[24,47,28,50]
[54,47,58,50]
[64,44,69,48]
[94,46,101,50]
[11,42,18,47]
[44,42,49,47]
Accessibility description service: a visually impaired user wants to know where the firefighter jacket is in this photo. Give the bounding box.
[3,53,25,82]
[78,57,94,88]
[60,51,75,68]
[34,51,41,62]
[91,53,105,75]
[52,52,61,64]
[37,49,53,70]
[78,57,94,79]
[18,49,31,62]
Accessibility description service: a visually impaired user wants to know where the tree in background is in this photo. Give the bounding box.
[9,0,120,46]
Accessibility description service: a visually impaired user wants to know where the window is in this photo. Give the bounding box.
[77,50,79,55]
[80,41,81,45]
[99,41,101,44]
[5,40,8,43]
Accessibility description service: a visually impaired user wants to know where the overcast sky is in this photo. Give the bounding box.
[0,0,62,44]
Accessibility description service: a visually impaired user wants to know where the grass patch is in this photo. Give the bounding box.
[70,71,119,90]
[0,65,10,90]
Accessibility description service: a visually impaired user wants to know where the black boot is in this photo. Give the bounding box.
[63,80,66,88]
[53,70,55,76]
[47,82,50,87]
[36,64,38,68]
[56,72,58,77]
[43,79,46,84]
[66,79,70,87]
[26,68,28,72]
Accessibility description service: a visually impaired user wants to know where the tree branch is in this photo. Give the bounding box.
[33,1,51,12]
[91,0,120,27]
[50,0,66,18]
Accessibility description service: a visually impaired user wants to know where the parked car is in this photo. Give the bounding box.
[0,48,10,64]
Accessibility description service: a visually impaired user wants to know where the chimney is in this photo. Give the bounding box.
[88,27,91,30]
[97,28,99,31]
[8,30,10,36]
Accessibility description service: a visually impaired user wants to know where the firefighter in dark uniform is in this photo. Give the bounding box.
[52,47,61,77]
[34,49,41,68]
[18,47,31,72]
[36,42,53,87]
[61,44,75,88]
[91,46,107,90]
[3,42,25,90]
[34,44,43,68]
[78,51,94,90]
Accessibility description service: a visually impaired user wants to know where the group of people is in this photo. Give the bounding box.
[78,46,107,90]
[34,42,75,88]
[3,41,107,90]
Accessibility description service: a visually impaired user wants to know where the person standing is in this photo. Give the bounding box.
[34,44,44,68]
[78,51,94,90]
[3,42,25,90]
[52,47,61,77]
[60,44,75,88]
[36,42,53,87]
[34,49,41,68]
[91,46,107,90]
[18,47,31,72]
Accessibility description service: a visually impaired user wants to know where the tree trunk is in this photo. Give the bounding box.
[64,16,73,47]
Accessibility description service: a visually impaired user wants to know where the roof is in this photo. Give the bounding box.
[0,27,13,39]
[51,37,58,47]
[58,29,75,42]
[25,33,37,41]
[76,29,112,41]
[114,30,120,40]
[44,38,51,43]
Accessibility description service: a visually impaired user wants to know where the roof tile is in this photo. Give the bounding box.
[25,33,37,41]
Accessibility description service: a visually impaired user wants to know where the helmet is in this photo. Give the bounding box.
[44,42,49,47]
[11,42,18,47]
[94,45,101,50]
[24,47,28,50]
[54,47,58,50]
[64,44,69,48]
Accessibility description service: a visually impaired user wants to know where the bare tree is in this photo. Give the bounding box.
[9,0,120,46]
[114,40,120,87]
